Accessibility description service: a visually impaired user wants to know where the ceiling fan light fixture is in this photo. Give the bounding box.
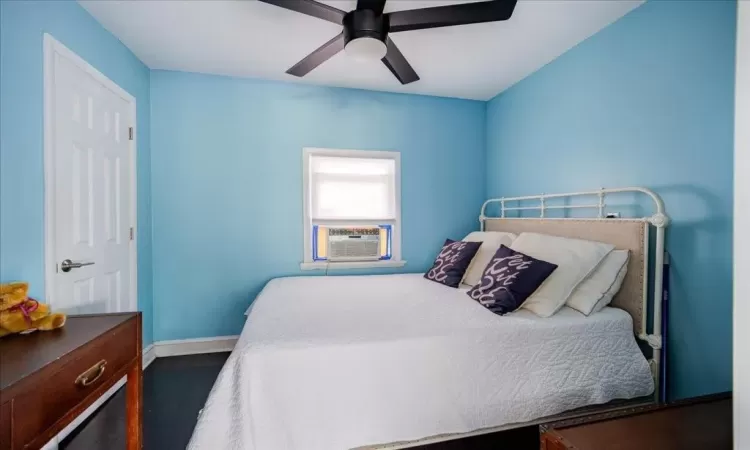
[345,37,387,62]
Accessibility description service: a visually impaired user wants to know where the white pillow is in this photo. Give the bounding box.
[590,255,629,315]
[511,232,614,317]
[461,231,517,287]
[566,250,630,316]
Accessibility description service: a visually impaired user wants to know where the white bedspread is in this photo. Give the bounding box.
[189,274,653,450]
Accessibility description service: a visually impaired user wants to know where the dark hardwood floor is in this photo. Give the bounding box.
[61,352,539,450]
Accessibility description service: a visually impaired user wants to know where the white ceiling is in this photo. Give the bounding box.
[80,0,643,100]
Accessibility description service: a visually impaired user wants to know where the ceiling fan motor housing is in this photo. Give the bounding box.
[343,9,389,45]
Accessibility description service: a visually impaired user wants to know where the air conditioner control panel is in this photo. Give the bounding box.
[329,228,380,236]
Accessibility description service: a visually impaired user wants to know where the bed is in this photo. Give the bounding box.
[188,187,669,450]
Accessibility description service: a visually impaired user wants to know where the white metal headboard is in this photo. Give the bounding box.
[479,187,669,401]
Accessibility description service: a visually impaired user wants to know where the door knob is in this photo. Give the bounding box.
[60,259,95,273]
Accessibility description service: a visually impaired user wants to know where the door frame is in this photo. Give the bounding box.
[43,33,138,312]
[735,2,749,448]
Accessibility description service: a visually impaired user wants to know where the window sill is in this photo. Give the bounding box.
[300,260,407,271]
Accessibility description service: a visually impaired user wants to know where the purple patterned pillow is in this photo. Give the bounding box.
[467,245,557,315]
[424,239,482,288]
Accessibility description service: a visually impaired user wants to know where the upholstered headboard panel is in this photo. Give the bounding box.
[484,218,648,336]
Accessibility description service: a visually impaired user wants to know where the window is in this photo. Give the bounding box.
[302,148,404,270]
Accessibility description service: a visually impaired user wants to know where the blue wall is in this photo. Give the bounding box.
[150,71,486,341]
[0,1,154,346]
[486,0,736,400]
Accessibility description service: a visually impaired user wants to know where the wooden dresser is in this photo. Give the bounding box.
[0,313,142,450]
[540,393,732,450]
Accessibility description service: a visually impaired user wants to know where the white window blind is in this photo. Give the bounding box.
[310,155,396,220]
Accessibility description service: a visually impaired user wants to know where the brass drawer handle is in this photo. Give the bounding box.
[75,360,107,387]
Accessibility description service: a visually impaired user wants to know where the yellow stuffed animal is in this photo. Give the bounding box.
[0,282,66,338]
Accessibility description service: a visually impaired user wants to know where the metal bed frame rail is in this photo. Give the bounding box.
[479,187,670,402]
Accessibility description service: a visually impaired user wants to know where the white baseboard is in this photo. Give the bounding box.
[142,343,156,369]
[153,335,239,358]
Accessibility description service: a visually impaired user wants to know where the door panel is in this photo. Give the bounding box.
[50,50,133,315]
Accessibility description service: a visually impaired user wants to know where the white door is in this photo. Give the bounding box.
[45,36,136,315]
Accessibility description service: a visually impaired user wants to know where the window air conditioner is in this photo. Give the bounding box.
[327,228,381,262]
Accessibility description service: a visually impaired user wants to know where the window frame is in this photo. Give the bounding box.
[301,147,405,270]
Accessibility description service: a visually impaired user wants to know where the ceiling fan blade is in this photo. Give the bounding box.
[381,37,419,85]
[257,0,346,24]
[286,33,346,77]
[357,0,386,15]
[387,0,517,33]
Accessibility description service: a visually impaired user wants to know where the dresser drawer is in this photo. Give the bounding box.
[11,319,137,449]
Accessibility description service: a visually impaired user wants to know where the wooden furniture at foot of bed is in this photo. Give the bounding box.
[540,393,732,450]
[0,313,142,450]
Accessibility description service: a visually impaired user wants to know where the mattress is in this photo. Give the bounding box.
[188,274,654,450]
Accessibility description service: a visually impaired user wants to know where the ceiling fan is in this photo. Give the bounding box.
[257,0,518,85]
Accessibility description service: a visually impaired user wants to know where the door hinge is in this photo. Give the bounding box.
[130,227,134,241]
[129,127,134,141]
